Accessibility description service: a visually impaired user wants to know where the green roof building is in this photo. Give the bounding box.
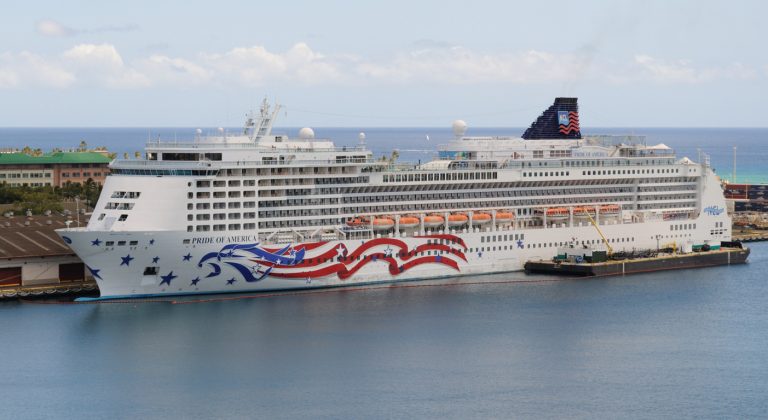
[0,151,112,187]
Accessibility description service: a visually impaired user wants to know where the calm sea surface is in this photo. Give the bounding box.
[0,243,766,419]
[0,127,767,418]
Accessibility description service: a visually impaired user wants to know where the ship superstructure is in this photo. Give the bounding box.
[58,98,732,299]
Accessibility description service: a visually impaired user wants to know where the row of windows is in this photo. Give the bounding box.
[188,212,256,221]
[383,171,497,183]
[192,191,257,199]
[583,168,680,176]
[0,172,51,179]
[105,202,134,210]
[62,172,102,178]
[195,180,256,188]
[111,191,142,199]
[522,171,570,177]
[111,169,219,176]
[669,223,696,231]
[186,202,256,210]
[189,223,256,232]
[96,213,129,221]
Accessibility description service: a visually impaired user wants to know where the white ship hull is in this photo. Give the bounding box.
[60,213,729,299]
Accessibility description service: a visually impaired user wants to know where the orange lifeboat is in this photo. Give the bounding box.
[471,212,492,225]
[545,207,569,220]
[346,217,368,227]
[423,214,444,228]
[573,206,597,219]
[372,217,395,231]
[599,204,621,216]
[447,213,469,227]
[398,216,419,229]
[495,211,515,223]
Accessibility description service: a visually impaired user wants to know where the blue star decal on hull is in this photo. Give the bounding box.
[226,278,236,285]
[149,239,155,245]
[182,253,192,261]
[159,271,177,286]
[87,265,102,280]
[152,256,160,264]
[91,238,102,246]
[120,254,134,266]
[190,277,200,286]
[517,240,524,249]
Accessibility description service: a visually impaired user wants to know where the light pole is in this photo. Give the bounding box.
[75,196,80,227]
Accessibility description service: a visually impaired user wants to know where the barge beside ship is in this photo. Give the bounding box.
[524,242,749,277]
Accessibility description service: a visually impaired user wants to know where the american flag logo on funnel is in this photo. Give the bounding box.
[558,110,580,135]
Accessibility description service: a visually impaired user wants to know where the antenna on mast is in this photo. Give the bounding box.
[243,97,281,141]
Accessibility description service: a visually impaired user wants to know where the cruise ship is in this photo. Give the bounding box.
[57,98,732,299]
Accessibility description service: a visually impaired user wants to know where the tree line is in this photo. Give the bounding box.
[0,180,101,215]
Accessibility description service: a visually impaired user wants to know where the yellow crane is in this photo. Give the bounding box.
[582,207,613,256]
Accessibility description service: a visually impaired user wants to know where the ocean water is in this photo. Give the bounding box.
[0,242,766,419]
[0,127,766,183]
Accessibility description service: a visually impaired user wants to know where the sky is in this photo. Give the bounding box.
[1,0,767,127]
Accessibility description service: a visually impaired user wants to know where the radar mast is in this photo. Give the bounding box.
[243,98,282,141]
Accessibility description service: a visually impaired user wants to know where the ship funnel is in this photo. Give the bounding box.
[522,97,581,140]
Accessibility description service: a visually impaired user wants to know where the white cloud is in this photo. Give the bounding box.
[0,51,75,88]
[35,19,139,37]
[631,54,756,84]
[0,43,761,90]
[36,19,76,37]
[62,44,150,88]
[357,47,595,84]
[136,55,211,86]
[200,43,344,86]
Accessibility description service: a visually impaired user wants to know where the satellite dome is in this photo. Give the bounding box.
[298,127,315,140]
[358,132,366,141]
[196,128,202,134]
[452,119,468,136]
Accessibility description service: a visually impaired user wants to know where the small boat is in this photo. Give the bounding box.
[346,217,369,227]
[447,214,469,227]
[495,211,515,223]
[599,204,621,216]
[573,206,596,218]
[372,217,395,231]
[398,216,419,229]
[545,207,569,220]
[423,215,444,228]
[471,212,492,225]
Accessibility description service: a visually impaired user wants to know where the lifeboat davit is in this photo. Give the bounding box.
[545,207,569,220]
[495,211,515,223]
[599,204,621,216]
[447,214,469,227]
[398,216,419,229]
[573,206,597,219]
[471,212,492,225]
[372,217,395,231]
[423,215,444,228]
